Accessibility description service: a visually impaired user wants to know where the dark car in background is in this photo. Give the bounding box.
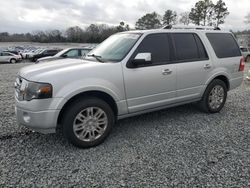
[32,49,62,62]
[36,47,93,63]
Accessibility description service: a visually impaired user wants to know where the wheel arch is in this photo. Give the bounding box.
[57,90,118,129]
[205,73,230,91]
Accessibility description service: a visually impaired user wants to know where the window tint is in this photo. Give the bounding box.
[206,33,241,58]
[194,34,208,59]
[173,33,200,61]
[135,33,170,64]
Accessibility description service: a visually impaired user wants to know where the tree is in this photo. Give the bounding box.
[213,0,229,27]
[189,0,214,26]
[163,10,177,25]
[179,12,190,25]
[116,21,130,32]
[189,1,204,25]
[245,13,250,24]
[135,12,162,30]
[65,26,84,42]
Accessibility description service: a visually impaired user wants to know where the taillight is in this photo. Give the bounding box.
[239,57,245,72]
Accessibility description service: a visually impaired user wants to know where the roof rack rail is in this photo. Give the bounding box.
[162,25,221,31]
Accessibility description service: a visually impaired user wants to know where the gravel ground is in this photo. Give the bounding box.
[0,62,250,187]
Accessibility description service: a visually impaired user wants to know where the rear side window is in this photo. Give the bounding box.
[135,33,171,64]
[206,33,241,58]
[172,33,208,61]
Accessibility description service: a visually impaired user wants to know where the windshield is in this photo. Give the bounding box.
[85,33,141,62]
[55,49,69,57]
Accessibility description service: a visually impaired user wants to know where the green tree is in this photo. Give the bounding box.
[163,10,177,25]
[135,12,162,30]
[189,0,214,26]
[213,0,229,27]
[179,12,191,25]
[189,1,204,25]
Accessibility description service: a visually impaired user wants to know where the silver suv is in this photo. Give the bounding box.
[15,27,245,148]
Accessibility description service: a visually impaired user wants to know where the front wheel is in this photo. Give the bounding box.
[62,97,115,148]
[198,79,227,113]
[10,58,17,64]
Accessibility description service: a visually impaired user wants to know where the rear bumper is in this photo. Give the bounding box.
[15,106,60,134]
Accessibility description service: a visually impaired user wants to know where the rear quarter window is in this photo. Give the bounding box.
[206,33,241,58]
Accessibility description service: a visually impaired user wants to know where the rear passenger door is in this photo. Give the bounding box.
[172,33,211,101]
[123,33,177,113]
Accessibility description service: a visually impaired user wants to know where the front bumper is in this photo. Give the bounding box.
[15,106,60,134]
[15,96,66,134]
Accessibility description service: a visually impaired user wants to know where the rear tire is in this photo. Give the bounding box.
[62,97,115,148]
[10,58,17,64]
[198,79,227,113]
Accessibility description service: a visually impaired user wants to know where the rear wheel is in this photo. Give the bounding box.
[198,79,227,113]
[62,97,115,148]
[10,58,17,64]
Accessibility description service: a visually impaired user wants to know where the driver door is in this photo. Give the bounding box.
[123,33,177,113]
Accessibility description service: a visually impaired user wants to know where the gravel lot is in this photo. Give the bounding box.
[0,62,250,187]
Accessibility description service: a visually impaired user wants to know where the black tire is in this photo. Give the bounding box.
[198,79,227,113]
[10,58,17,64]
[62,97,115,148]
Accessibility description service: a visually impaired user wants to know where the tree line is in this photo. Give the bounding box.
[0,22,129,43]
[0,0,250,43]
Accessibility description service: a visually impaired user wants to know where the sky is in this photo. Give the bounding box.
[0,0,249,33]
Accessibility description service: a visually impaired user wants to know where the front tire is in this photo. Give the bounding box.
[198,79,227,113]
[62,97,115,148]
[10,58,17,64]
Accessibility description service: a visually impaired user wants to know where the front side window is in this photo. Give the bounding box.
[206,33,241,58]
[85,33,141,62]
[133,33,171,65]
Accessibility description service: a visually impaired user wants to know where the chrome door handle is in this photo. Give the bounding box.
[162,69,172,75]
[204,64,212,69]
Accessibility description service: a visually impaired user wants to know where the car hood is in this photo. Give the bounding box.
[38,56,54,61]
[19,58,100,81]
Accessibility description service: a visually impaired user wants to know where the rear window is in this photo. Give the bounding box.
[206,33,241,58]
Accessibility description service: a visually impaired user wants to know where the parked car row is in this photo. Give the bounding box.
[0,45,96,64]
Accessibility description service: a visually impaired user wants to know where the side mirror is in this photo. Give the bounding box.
[61,54,68,58]
[132,53,152,66]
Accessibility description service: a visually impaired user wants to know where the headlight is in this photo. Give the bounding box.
[15,78,52,101]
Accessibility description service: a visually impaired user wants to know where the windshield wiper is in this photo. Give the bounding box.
[87,54,104,63]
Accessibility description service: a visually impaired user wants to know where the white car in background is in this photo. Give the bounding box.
[36,47,93,63]
[0,52,21,63]
[240,46,250,62]
[23,49,44,59]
